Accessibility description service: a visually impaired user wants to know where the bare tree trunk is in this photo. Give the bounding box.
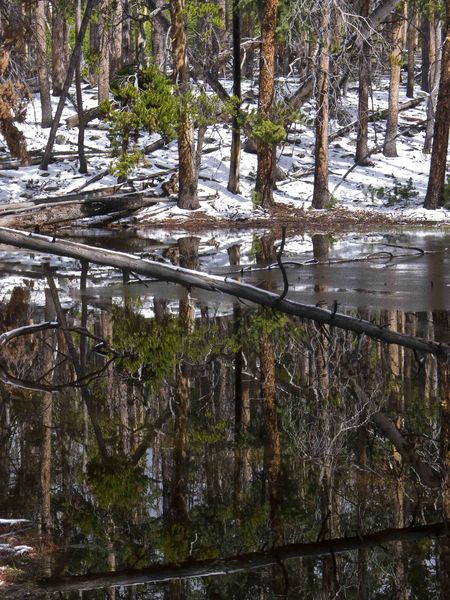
[383,11,403,157]
[406,4,416,98]
[51,0,68,96]
[109,0,123,79]
[421,15,431,92]
[35,0,52,127]
[152,0,167,70]
[424,2,450,209]
[255,0,279,209]
[76,0,87,174]
[122,0,132,66]
[227,0,241,194]
[434,310,450,598]
[312,1,331,208]
[40,288,56,534]
[355,0,371,165]
[423,14,438,152]
[98,0,110,103]
[171,0,200,210]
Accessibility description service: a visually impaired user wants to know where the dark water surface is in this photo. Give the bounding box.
[0,230,449,598]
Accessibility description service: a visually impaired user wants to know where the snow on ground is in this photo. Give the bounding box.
[0,77,449,226]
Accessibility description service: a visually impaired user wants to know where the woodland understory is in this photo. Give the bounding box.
[0,0,448,230]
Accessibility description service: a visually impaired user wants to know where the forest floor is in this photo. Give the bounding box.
[0,76,449,232]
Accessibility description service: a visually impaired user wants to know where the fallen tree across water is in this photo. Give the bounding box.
[32,522,448,592]
[0,226,448,358]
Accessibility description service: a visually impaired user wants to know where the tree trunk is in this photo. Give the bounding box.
[406,4,416,98]
[152,0,166,70]
[423,2,450,209]
[312,2,331,208]
[98,0,110,103]
[383,11,403,157]
[423,13,441,154]
[420,14,433,92]
[171,0,200,210]
[35,0,52,127]
[122,0,132,66]
[76,0,87,174]
[51,0,68,96]
[255,0,279,209]
[355,0,371,165]
[109,0,123,79]
[227,0,241,194]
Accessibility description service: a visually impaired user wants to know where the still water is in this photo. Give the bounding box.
[0,230,449,598]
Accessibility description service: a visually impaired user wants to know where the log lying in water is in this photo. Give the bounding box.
[0,227,448,358]
[35,522,448,592]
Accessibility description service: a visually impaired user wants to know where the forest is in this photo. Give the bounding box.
[0,1,450,599]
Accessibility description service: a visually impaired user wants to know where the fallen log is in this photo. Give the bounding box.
[65,105,103,128]
[0,195,162,230]
[330,97,426,142]
[34,522,448,592]
[0,227,448,358]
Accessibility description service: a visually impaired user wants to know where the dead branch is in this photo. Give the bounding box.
[371,410,441,488]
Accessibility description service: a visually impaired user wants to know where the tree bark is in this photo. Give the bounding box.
[255,0,279,209]
[227,0,241,194]
[171,0,200,210]
[423,1,450,209]
[51,0,68,96]
[312,2,331,208]
[406,4,416,98]
[35,0,52,127]
[76,0,87,174]
[355,0,371,165]
[98,0,110,103]
[383,11,403,157]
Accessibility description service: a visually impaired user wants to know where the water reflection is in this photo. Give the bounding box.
[0,233,449,599]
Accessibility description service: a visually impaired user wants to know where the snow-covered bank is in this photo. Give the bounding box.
[0,79,449,227]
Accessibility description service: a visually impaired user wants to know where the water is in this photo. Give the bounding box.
[0,230,449,598]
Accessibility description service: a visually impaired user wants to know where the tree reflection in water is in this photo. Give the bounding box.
[0,243,449,599]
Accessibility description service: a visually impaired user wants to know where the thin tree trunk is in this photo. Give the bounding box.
[76,0,87,174]
[383,11,403,157]
[312,2,331,208]
[227,0,241,194]
[406,5,416,98]
[51,0,68,96]
[98,0,110,103]
[35,0,52,127]
[421,15,431,92]
[355,0,371,165]
[122,0,132,66]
